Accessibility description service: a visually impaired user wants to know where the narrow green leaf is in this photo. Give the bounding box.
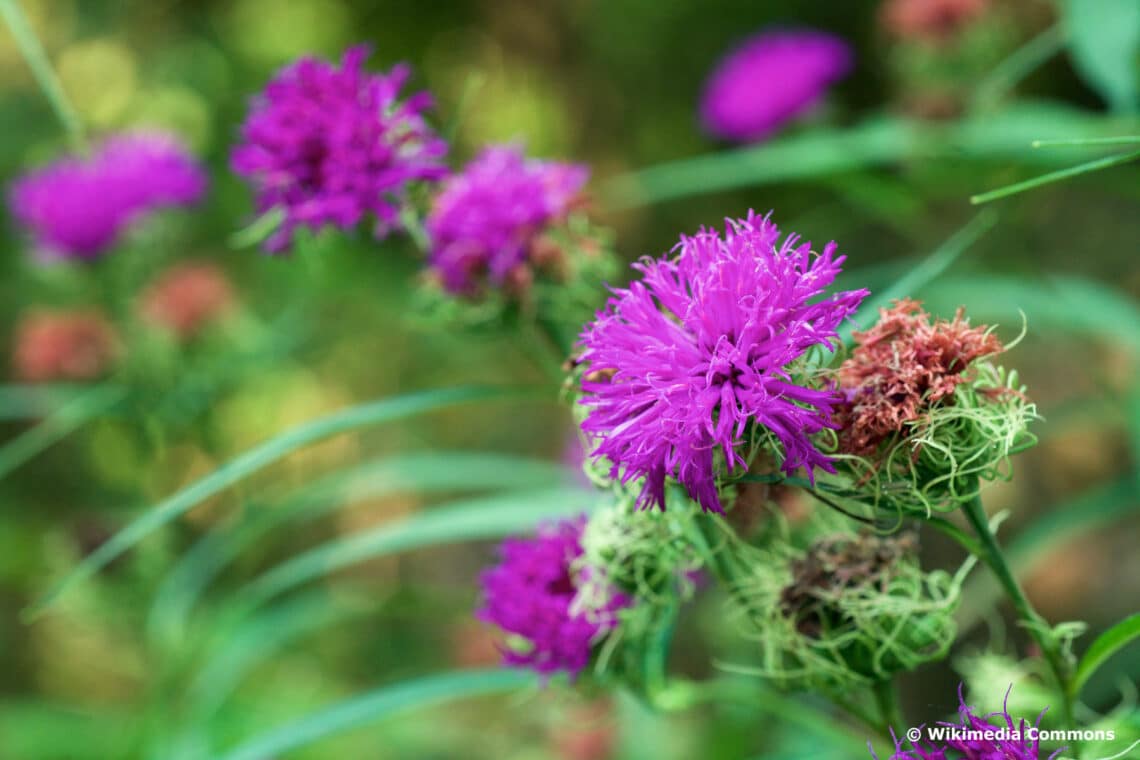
[1063,0,1140,112]
[972,24,1065,110]
[239,486,592,606]
[0,384,107,421]
[25,385,534,618]
[1033,135,1140,147]
[1072,613,1140,698]
[970,149,1140,204]
[215,669,534,760]
[0,385,126,481]
[147,452,571,643]
[228,207,286,249]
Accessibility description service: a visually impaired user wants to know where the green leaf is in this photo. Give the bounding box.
[228,207,286,249]
[214,669,535,760]
[0,385,126,481]
[1063,0,1140,112]
[970,148,1140,203]
[1072,613,1140,698]
[25,385,535,618]
[147,451,572,644]
[239,486,592,606]
[0,384,101,421]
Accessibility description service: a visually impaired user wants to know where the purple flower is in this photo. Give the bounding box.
[477,516,629,679]
[577,211,867,513]
[874,685,1065,760]
[425,144,588,294]
[700,29,853,143]
[8,131,206,260]
[231,45,447,253]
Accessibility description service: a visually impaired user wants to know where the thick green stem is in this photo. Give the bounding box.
[0,0,85,150]
[960,492,1075,730]
[872,679,904,736]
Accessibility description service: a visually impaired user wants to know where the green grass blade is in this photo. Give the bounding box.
[970,149,1140,204]
[239,486,592,606]
[972,24,1065,110]
[214,669,534,760]
[25,385,533,618]
[228,208,286,249]
[1033,135,1140,147]
[0,385,126,481]
[1072,613,1140,698]
[147,452,571,644]
[0,384,109,421]
[848,210,997,339]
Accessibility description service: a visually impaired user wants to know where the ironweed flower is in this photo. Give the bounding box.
[700,29,853,142]
[426,145,588,295]
[232,45,447,253]
[836,298,1004,456]
[139,261,235,340]
[9,132,206,260]
[577,211,867,513]
[477,516,629,679]
[12,309,120,382]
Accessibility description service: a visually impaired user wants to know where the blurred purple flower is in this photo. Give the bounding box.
[477,516,628,679]
[577,211,866,513]
[875,685,1064,760]
[9,131,206,260]
[231,45,447,253]
[700,29,853,143]
[425,144,588,294]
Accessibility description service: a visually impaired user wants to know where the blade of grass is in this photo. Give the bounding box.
[1033,136,1140,147]
[972,24,1065,110]
[25,385,537,618]
[0,0,85,148]
[970,149,1140,204]
[1071,613,1140,698]
[0,384,109,421]
[214,669,535,760]
[238,486,592,607]
[147,451,571,644]
[0,385,126,481]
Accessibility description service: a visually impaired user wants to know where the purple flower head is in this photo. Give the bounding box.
[8,131,206,260]
[874,685,1065,760]
[700,29,853,143]
[577,211,867,513]
[231,45,447,253]
[477,516,629,679]
[426,144,588,294]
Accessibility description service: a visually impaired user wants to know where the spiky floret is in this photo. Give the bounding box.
[577,211,867,513]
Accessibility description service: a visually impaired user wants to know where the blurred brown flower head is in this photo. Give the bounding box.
[12,309,120,382]
[836,298,1003,455]
[880,0,990,43]
[139,261,235,339]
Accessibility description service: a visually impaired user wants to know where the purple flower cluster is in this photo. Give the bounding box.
[231,45,447,253]
[9,131,206,260]
[425,145,588,294]
[700,29,853,143]
[876,686,1064,759]
[578,212,867,513]
[477,516,629,678]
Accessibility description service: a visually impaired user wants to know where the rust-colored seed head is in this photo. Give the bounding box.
[881,0,991,43]
[12,309,120,382]
[140,261,235,339]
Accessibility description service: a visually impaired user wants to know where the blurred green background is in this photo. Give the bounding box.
[1,0,1138,758]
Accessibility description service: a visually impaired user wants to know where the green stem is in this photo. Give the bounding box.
[972,23,1065,110]
[872,679,904,735]
[970,149,1140,204]
[0,0,85,150]
[960,491,1076,730]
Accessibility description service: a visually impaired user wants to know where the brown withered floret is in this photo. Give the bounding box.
[880,0,990,44]
[12,309,120,382]
[835,298,1003,456]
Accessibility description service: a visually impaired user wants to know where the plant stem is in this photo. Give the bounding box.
[0,0,85,150]
[872,679,904,735]
[960,491,1076,730]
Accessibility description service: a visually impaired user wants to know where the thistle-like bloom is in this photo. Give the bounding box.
[578,212,868,513]
[700,29,853,142]
[837,299,1003,455]
[875,685,1064,759]
[425,145,588,294]
[9,132,206,260]
[139,261,235,340]
[477,516,629,678]
[232,45,447,253]
[12,309,120,382]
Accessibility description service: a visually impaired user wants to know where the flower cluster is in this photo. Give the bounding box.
[232,45,447,253]
[11,309,120,382]
[836,298,1004,456]
[477,516,629,678]
[577,212,867,513]
[700,29,853,142]
[9,131,206,260]
[425,145,588,295]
